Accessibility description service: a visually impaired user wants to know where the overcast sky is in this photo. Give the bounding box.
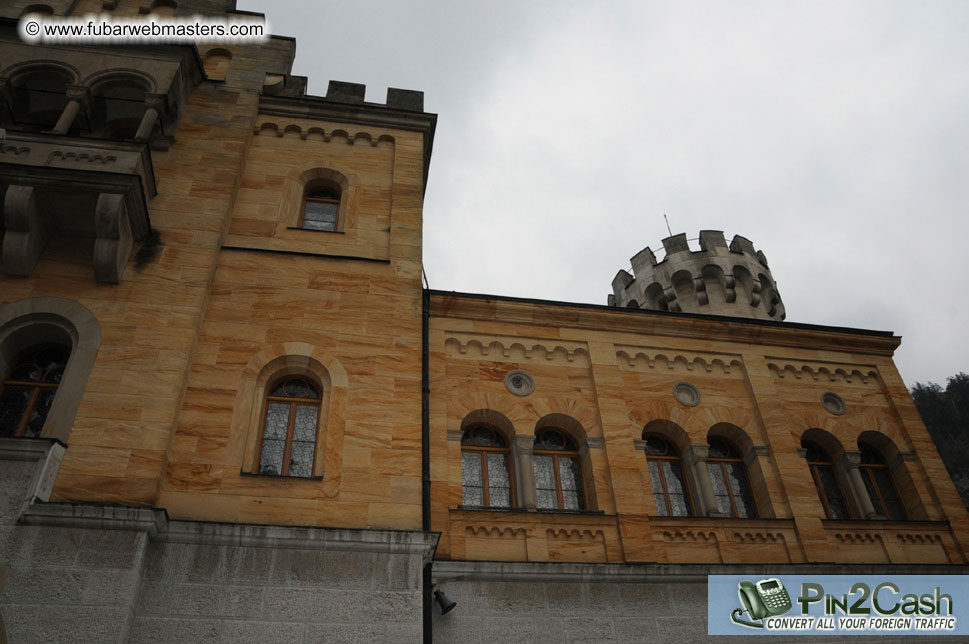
[241,0,969,387]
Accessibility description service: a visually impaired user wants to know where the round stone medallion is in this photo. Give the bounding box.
[821,392,847,416]
[505,369,535,397]
[672,382,700,407]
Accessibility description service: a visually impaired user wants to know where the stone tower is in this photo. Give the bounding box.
[608,230,786,321]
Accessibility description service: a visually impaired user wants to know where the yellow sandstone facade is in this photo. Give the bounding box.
[0,1,966,642]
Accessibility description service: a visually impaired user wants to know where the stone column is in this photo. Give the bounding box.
[839,450,879,519]
[49,85,90,135]
[684,444,724,517]
[133,94,165,142]
[513,435,536,510]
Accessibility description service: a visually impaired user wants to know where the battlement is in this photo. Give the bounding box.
[609,231,786,321]
[260,78,425,112]
[321,80,425,112]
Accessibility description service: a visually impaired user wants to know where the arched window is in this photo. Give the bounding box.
[301,187,340,232]
[533,429,584,510]
[859,442,906,520]
[706,438,757,518]
[803,440,851,519]
[257,377,321,477]
[0,346,69,437]
[91,79,148,140]
[10,68,71,132]
[645,434,693,516]
[461,426,512,507]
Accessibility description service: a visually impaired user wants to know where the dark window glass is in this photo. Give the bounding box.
[533,429,584,510]
[859,443,906,520]
[11,72,70,131]
[0,346,70,438]
[302,189,340,231]
[461,426,512,507]
[803,440,852,519]
[644,434,692,516]
[92,82,146,139]
[257,378,321,477]
[706,438,757,518]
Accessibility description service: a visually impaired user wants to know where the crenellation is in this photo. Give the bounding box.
[610,230,785,321]
[698,229,727,252]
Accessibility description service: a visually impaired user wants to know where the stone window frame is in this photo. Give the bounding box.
[294,169,350,234]
[0,297,101,444]
[705,437,758,518]
[640,429,695,517]
[85,70,158,142]
[855,430,925,521]
[636,419,771,519]
[235,347,348,483]
[1,60,79,133]
[255,376,324,478]
[706,422,772,519]
[459,424,514,508]
[449,410,600,513]
[799,428,864,520]
[532,427,585,511]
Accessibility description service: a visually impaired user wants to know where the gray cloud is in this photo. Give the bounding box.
[242,0,969,386]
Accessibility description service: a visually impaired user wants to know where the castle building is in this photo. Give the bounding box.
[0,2,966,643]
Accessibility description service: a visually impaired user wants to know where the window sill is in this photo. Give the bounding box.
[456,505,606,516]
[286,226,345,235]
[240,470,324,481]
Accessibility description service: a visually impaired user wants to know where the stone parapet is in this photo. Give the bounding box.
[609,231,786,321]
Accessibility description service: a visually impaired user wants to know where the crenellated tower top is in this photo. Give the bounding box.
[608,230,786,321]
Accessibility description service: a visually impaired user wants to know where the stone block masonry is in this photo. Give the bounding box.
[0,439,436,644]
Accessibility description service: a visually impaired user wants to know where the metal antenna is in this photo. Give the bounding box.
[663,213,673,237]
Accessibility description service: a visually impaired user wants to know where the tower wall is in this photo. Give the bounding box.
[609,231,786,321]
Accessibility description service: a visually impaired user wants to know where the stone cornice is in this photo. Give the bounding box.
[428,291,901,357]
[20,501,441,563]
[431,559,969,583]
[258,94,436,193]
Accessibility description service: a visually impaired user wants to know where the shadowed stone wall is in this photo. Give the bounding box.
[0,439,436,644]
[431,561,964,644]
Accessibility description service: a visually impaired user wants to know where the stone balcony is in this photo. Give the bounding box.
[0,130,155,282]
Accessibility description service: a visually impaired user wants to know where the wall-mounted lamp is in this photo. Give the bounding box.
[434,589,457,615]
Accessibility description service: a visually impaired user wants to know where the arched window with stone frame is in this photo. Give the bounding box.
[644,432,694,517]
[858,437,907,521]
[6,64,75,132]
[802,438,852,520]
[299,175,345,232]
[90,77,151,140]
[460,425,513,508]
[533,428,585,510]
[0,297,101,444]
[706,437,758,518]
[256,376,323,478]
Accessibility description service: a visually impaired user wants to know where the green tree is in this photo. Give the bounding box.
[911,373,969,510]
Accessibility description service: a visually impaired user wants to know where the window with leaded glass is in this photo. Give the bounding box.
[301,188,339,232]
[644,434,693,517]
[533,429,585,510]
[706,438,757,518]
[0,346,69,438]
[859,442,906,520]
[460,426,512,508]
[803,440,851,519]
[257,378,321,477]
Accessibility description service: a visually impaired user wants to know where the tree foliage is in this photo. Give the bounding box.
[910,373,969,510]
